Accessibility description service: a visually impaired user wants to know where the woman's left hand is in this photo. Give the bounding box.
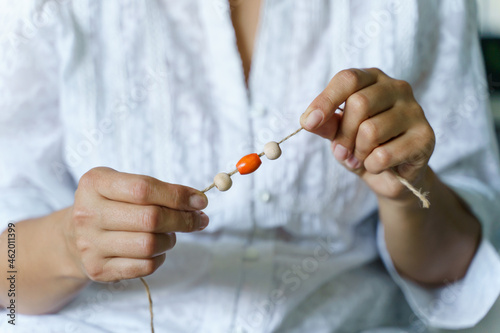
[300,68,435,203]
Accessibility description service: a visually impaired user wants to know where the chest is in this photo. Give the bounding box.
[55,0,415,234]
[230,0,262,82]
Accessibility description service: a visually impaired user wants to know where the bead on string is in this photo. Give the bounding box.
[201,119,430,208]
[202,127,304,194]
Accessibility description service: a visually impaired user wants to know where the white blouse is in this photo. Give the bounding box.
[1,0,500,332]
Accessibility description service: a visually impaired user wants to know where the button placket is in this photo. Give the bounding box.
[233,238,275,332]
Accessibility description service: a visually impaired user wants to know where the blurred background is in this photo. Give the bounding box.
[477,0,500,147]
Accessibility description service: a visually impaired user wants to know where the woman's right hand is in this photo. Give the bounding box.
[65,167,209,282]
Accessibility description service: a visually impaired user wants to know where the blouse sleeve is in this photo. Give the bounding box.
[377,0,500,329]
[0,1,76,234]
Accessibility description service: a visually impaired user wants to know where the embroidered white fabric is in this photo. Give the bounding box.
[1,0,500,332]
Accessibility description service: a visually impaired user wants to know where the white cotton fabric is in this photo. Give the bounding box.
[1,0,500,332]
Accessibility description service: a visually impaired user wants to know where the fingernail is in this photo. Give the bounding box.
[346,155,361,169]
[189,194,208,209]
[304,109,323,130]
[333,144,349,161]
[199,212,209,230]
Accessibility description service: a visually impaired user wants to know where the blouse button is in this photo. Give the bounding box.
[243,247,260,261]
[250,104,266,117]
[258,190,272,203]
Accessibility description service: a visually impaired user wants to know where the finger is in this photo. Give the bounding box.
[79,167,208,210]
[99,200,210,233]
[364,125,435,176]
[334,80,399,156]
[87,254,167,282]
[99,232,176,259]
[306,113,342,140]
[300,68,379,131]
[350,107,409,164]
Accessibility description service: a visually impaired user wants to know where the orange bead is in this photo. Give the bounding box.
[236,153,262,175]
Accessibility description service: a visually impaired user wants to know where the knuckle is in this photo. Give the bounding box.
[320,93,336,110]
[131,177,151,203]
[180,211,196,232]
[78,167,112,191]
[368,67,384,76]
[366,147,391,173]
[139,233,157,257]
[72,206,93,228]
[75,236,91,254]
[409,127,435,164]
[141,206,161,231]
[84,261,105,281]
[169,186,185,209]
[339,68,361,87]
[348,92,371,112]
[359,120,378,143]
[79,169,97,189]
[142,259,159,276]
[394,79,412,95]
[375,147,392,167]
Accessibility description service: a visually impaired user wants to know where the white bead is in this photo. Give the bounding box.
[214,173,232,191]
[264,141,281,160]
